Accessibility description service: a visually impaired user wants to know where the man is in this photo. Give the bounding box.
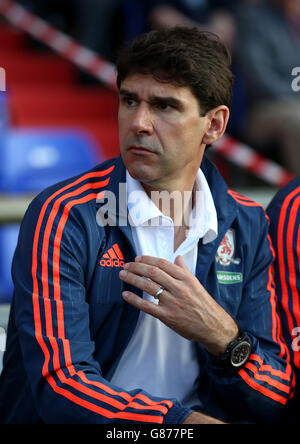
[235,0,300,175]
[267,176,300,423]
[121,0,236,50]
[0,27,295,424]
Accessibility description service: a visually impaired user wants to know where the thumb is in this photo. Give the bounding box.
[174,255,189,271]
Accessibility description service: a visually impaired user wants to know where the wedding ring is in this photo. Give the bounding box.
[154,286,164,300]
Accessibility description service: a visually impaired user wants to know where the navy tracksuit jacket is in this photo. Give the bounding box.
[0,155,295,424]
[267,176,300,423]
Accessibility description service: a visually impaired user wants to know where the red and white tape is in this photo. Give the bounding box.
[212,135,295,188]
[0,0,295,187]
[0,0,117,89]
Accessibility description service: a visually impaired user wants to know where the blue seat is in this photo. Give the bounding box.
[0,225,20,303]
[0,128,102,193]
[0,128,103,302]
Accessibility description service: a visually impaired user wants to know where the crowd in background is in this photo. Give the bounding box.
[15,0,300,176]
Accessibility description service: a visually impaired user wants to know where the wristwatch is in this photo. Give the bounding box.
[214,328,252,370]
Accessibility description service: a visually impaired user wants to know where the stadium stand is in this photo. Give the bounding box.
[0,24,120,159]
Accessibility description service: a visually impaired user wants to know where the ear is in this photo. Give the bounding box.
[202,105,230,145]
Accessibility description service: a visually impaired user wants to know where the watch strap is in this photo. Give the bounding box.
[211,326,252,370]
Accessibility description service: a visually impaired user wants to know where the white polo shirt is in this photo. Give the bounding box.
[110,168,218,408]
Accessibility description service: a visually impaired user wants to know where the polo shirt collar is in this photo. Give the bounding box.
[126,168,218,244]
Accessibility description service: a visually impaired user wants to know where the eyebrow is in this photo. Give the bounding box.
[119,88,184,110]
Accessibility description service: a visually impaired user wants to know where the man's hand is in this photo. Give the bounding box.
[183,412,227,424]
[119,255,238,355]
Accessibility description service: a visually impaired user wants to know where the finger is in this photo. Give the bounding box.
[123,261,179,294]
[119,269,169,299]
[175,254,205,290]
[135,255,187,281]
[122,291,162,318]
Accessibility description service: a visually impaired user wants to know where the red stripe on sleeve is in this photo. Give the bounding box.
[238,369,288,405]
[276,189,300,369]
[228,191,295,402]
[277,187,300,336]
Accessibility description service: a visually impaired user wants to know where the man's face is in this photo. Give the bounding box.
[118,73,208,192]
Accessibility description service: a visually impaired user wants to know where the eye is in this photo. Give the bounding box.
[160,103,171,111]
[122,96,137,107]
[155,102,172,111]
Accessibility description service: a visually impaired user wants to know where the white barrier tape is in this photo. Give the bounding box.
[0,0,295,187]
[212,135,295,188]
[0,0,117,89]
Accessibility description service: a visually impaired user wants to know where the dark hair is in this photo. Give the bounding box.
[116,26,234,114]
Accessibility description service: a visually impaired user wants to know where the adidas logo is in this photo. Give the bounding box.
[99,243,125,268]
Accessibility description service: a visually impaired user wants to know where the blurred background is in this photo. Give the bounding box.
[0,0,299,367]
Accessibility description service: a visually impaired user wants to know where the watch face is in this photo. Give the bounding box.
[231,341,251,368]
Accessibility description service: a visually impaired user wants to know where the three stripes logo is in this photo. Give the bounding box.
[99,243,125,268]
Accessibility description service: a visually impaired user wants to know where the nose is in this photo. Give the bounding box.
[131,103,154,135]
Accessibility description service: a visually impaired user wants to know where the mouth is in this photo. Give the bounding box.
[127,145,155,155]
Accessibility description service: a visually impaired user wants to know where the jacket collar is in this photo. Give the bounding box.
[200,154,237,226]
[197,155,238,284]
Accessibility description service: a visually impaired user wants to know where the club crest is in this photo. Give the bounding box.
[216,229,241,266]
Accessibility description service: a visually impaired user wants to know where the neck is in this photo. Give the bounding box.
[141,177,197,227]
